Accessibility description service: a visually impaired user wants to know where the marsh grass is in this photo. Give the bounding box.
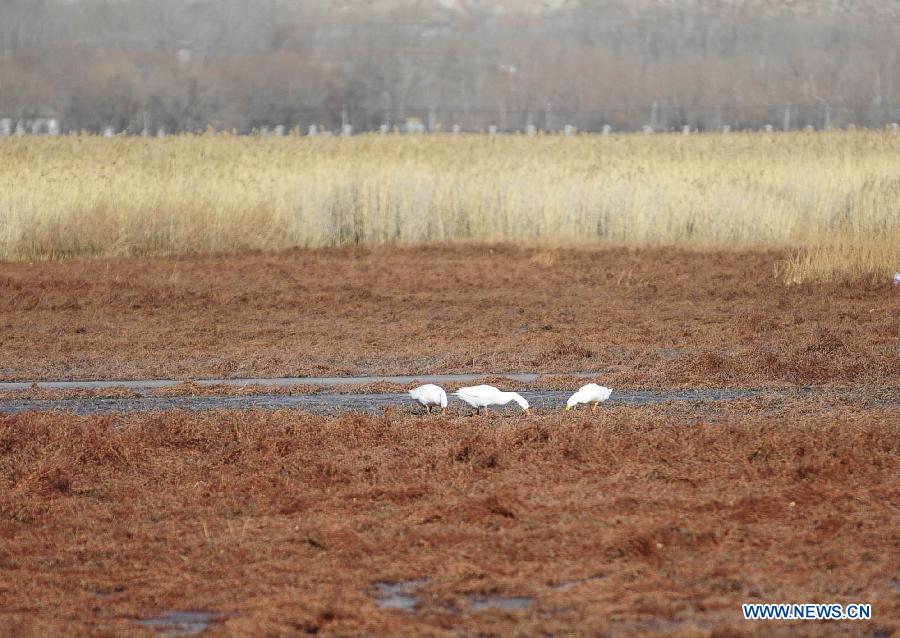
[776,234,900,283]
[1,131,898,281]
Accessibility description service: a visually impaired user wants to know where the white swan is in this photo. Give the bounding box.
[565,383,613,412]
[453,384,530,416]
[409,384,448,414]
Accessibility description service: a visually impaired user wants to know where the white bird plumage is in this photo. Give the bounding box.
[409,383,448,414]
[453,384,530,416]
[565,383,613,412]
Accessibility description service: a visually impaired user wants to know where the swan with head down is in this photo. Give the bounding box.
[453,384,530,416]
[409,383,448,414]
[565,383,613,413]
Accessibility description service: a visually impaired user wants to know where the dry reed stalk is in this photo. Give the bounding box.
[1,131,897,282]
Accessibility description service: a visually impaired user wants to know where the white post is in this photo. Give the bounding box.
[342,123,353,136]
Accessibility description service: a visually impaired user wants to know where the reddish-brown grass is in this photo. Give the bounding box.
[0,402,897,636]
[1,245,897,387]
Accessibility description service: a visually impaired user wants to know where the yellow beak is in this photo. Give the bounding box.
[565,405,573,411]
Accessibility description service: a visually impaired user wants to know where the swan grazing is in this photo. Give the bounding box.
[565,383,613,412]
[453,384,530,416]
[409,384,448,414]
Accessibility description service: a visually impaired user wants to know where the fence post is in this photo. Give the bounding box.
[428,106,436,133]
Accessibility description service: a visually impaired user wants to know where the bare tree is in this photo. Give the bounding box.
[1,0,897,132]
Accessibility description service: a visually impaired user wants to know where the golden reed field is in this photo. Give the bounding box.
[1,131,898,282]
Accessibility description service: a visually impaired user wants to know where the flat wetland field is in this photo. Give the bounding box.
[1,244,898,636]
[1,245,897,386]
[2,401,898,636]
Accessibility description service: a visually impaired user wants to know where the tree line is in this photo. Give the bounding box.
[0,0,898,133]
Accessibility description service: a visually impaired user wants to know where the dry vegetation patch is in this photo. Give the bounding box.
[0,403,896,636]
[1,246,896,385]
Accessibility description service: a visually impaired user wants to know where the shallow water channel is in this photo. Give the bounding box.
[0,372,592,393]
[0,386,852,416]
